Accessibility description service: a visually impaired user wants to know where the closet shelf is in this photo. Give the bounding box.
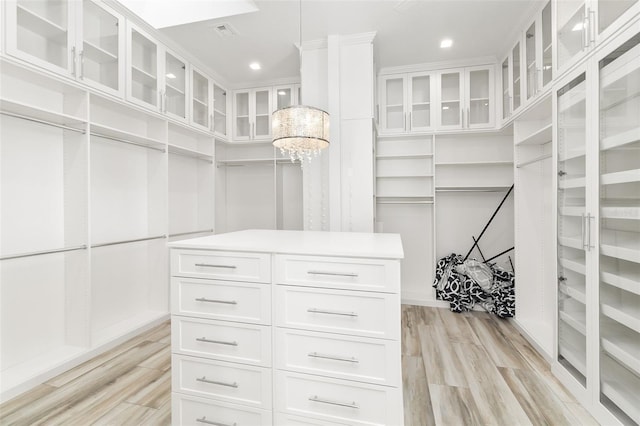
[601,356,640,424]
[600,261,640,296]
[599,43,640,90]
[193,97,208,108]
[385,103,403,108]
[559,257,586,275]
[559,282,586,304]
[0,99,86,129]
[217,158,297,166]
[411,101,430,106]
[213,107,226,115]
[558,235,583,251]
[516,153,552,168]
[90,122,166,151]
[559,338,587,376]
[601,127,640,151]
[559,311,586,336]
[515,123,552,146]
[558,176,586,189]
[377,174,433,178]
[131,65,157,85]
[600,229,640,263]
[601,200,640,220]
[601,169,640,186]
[168,144,213,162]
[558,82,586,113]
[601,326,640,377]
[17,5,67,42]
[83,40,118,64]
[376,153,433,159]
[559,205,585,217]
[435,186,512,192]
[435,161,512,166]
[92,310,168,348]
[166,83,185,96]
[559,148,586,162]
[601,302,640,334]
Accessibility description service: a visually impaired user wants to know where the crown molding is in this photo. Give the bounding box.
[300,38,329,51]
[339,31,377,46]
[378,56,497,75]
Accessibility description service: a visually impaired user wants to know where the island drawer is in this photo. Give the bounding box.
[171,249,271,283]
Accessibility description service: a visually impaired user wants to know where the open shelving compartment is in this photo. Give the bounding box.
[0,62,89,400]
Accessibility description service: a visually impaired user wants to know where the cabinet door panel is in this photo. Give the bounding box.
[234,91,250,140]
[214,84,227,137]
[437,71,462,129]
[467,67,493,128]
[164,50,187,121]
[254,88,271,139]
[557,1,587,72]
[379,76,406,133]
[408,73,433,131]
[127,23,159,110]
[512,42,522,112]
[191,67,211,131]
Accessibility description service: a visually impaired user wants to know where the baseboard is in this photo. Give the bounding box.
[509,318,554,363]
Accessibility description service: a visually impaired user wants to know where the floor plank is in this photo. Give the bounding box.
[466,316,529,369]
[436,308,481,345]
[402,355,435,426]
[419,324,468,387]
[126,369,171,409]
[430,384,483,426]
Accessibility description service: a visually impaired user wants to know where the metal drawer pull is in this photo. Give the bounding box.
[307,270,358,277]
[196,417,236,426]
[307,308,358,317]
[308,352,359,363]
[195,263,237,269]
[195,297,237,305]
[196,376,238,388]
[196,337,238,346]
[309,395,359,409]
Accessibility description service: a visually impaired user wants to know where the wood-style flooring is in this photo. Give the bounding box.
[0,306,599,425]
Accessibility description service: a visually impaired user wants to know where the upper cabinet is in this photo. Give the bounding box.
[126,22,160,110]
[556,0,639,74]
[273,84,300,111]
[5,0,125,96]
[525,1,553,101]
[190,66,211,132]
[233,87,272,141]
[378,72,436,134]
[162,48,188,122]
[436,66,494,130]
[213,83,228,138]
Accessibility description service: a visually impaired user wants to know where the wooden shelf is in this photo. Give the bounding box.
[558,235,583,251]
[560,148,586,162]
[83,40,117,64]
[600,230,640,263]
[601,301,640,334]
[0,98,86,128]
[601,200,640,220]
[90,122,165,150]
[601,169,640,186]
[600,259,640,296]
[559,282,586,304]
[515,123,553,146]
[559,176,586,189]
[601,355,640,424]
[17,5,67,43]
[131,65,157,86]
[601,325,640,377]
[559,257,586,275]
[559,309,586,335]
[601,127,640,151]
[168,144,213,162]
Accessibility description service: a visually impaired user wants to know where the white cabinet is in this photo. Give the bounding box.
[378,72,435,134]
[162,48,188,122]
[436,66,494,130]
[273,84,300,111]
[233,87,272,141]
[190,65,212,131]
[524,1,553,101]
[213,83,228,138]
[553,25,640,426]
[5,0,125,97]
[556,0,640,75]
[126,22,160,110]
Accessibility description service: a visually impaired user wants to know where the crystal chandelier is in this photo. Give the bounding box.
[272,0,329,165]
[272,105,329,163]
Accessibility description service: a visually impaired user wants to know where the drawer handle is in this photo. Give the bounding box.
[196,337,238,346]
[194,263,237,269]
[307,308,358,317]
[309,395,359,409]
[307,270,358,278]
[196,376,239,388]
[196,416,236,426]
[308,352,359,363]
[195,297,238,305]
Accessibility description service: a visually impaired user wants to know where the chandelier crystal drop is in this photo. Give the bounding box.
[272,105,329,165]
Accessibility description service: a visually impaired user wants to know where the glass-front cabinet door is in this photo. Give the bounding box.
[408,72,433,131]
[79,0,123,96]
[5,0,75,76]
[502,57,511,120]
[556,0,587,73]
[594,0,639,42]
[556,71,588,388]
[466,66,493,128]
[379,75,407,133]
[597,33,640,426]
[526,21,537,101]
[437,70,462,129]
[512,42,522,112]
[234,90,250,140]
[541,1,553,88]
[163,50,187,121]
[190,67,211,131]
[273,85,296,111]
[127,23,159,110]
[213,84,227,137]
[253,88,271,140]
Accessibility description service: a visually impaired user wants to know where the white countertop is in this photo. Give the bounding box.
[168,229,404,259]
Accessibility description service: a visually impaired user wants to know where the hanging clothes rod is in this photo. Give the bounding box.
[169,149,213,163]
[436,187,511,193]
[516,153,552,168]
[1,245,87,261]
[169,229,214,238]
[0,111,86,134]
[91,235,166,249]
[90,132,166,153]
[377,200,434,204]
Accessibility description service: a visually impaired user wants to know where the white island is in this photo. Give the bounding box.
[169,229,404,426]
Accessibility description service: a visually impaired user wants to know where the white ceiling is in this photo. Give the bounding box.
[159,0,545,87]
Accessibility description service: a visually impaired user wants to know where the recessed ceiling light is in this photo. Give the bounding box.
[166,73,176,79]
[440,39,453,49]
[249,62,261,70]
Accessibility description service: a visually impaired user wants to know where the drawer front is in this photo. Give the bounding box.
[275,371,402,426]
[274,412,353,426]
[275,329,400,387]
[171,249,271,283]
[172,354,272,409]
[171,277,271,325]
[172,317,271,367]
[274,255,400,293]
[172,393,272,426]
[275,286,400,340]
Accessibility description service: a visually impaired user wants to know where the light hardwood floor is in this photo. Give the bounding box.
[0,306,599,425]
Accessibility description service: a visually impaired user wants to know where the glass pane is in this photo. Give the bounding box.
[255,90,269,115]
[386,78,404,107]
[598,34,640,426]
[411,75,430,128]
[502,59,510,119]
[512,43,521,110]
[235,92,249,117]
[82,0,118,90]
[542,2,553,86]
[598,0,636,35]
[469,70,490,125]
[440,73,460,102]
[16,0,69,69]
[192,71,208,127]
[130,29,157,106]
[214,85,227,135]
[557,2,586,69]
[165,53,186,118]
[255,115,269,137]
[526,22,537,99]
[557,73,587,387]
[276,88,293,110]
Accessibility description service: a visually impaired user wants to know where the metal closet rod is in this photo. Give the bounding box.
[0,245,88,261]
[377,200,434,204]
[90,132,166,153]
[169,229,214,238]
[91,235,166,248]
[435,187,510,193]
[516,153,552,168]
[0,111,86,134]
[169,149,213,163]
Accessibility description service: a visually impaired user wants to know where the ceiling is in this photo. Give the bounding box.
[159,0,545,87]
